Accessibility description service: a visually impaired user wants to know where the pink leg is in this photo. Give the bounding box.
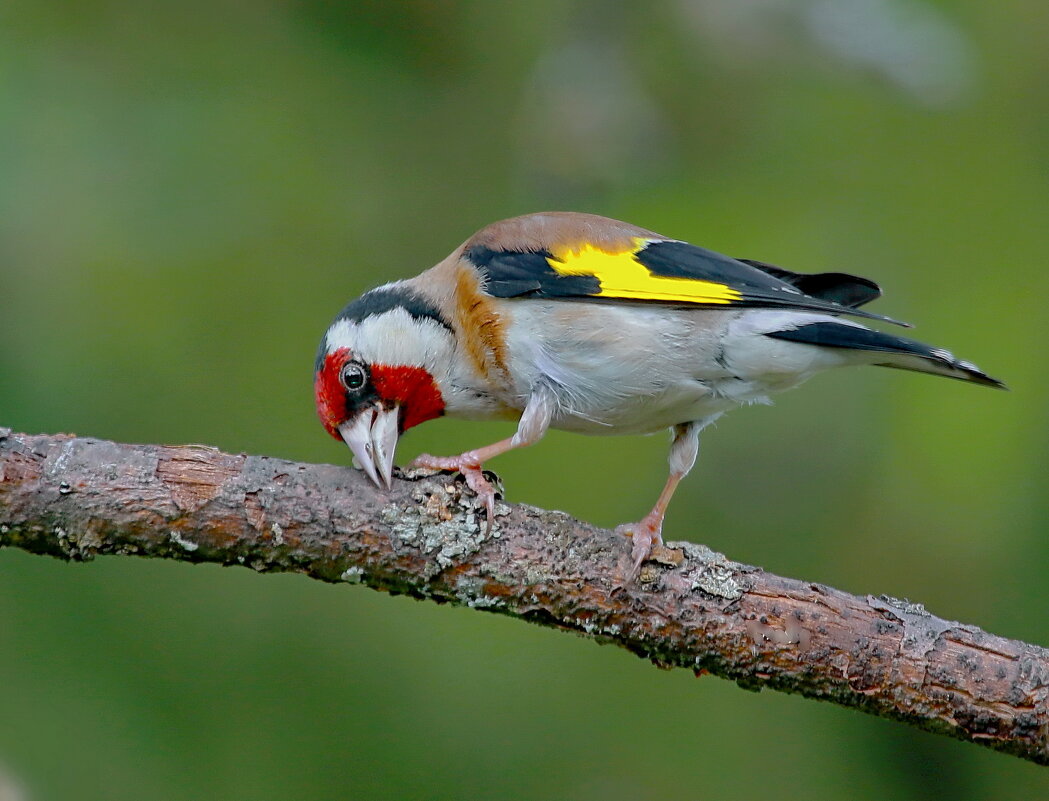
[617,419,711,577]
[410,393,554,533]
[410,438,518,532]
[615,472,684,576]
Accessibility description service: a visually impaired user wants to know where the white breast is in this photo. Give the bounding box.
[444,299,856,435]
[491,302,724,434]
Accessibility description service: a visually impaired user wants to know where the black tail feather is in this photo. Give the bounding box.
[766,322,1006,389]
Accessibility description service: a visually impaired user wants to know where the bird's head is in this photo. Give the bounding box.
[315,285,453,488]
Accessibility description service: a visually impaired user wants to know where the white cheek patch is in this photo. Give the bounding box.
[324,318,360,354]
[325,309,453,368]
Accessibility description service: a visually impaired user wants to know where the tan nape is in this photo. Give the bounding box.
[466,211,665,255]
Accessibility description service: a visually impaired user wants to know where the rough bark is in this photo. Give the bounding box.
[1,427,1047,764]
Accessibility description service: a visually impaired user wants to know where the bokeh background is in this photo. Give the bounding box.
[1,1,1047,798]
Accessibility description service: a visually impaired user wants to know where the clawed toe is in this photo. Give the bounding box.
[615,517,664,578]
[409,453,460,471]
[459,466,497,534]
[409,454,497,533]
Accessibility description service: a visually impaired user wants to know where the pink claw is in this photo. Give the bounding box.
[410,453,497,533]
[615,513,665,578]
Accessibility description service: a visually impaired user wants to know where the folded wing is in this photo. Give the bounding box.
[466,239,906,326]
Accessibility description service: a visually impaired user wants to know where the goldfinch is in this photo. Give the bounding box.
[315,212,1003,573]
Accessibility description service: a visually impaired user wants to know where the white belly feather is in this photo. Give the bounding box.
[450,301,856,436]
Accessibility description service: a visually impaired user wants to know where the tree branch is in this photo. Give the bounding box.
[1,427,1047,764]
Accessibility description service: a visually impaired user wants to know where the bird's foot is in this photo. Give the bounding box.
[615,512,665,578]
[409,453,497,533]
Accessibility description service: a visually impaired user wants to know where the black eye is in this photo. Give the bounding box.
[340,362,367,392]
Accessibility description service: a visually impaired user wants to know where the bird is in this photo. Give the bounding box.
[314,212,1004,574]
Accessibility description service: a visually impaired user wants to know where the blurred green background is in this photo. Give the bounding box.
[1,1,1046,798]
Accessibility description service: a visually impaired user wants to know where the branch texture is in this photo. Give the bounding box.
[1,427,1047,764]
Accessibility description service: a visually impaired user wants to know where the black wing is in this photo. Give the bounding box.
[736,258,881,309]
[465,240,907,327]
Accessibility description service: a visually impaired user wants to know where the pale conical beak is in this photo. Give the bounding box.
[338,405,400,490]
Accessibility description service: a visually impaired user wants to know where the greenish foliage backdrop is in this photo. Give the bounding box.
[1,2,1046,799]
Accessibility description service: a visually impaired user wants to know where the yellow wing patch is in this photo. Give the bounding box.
[546,238,742,304]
